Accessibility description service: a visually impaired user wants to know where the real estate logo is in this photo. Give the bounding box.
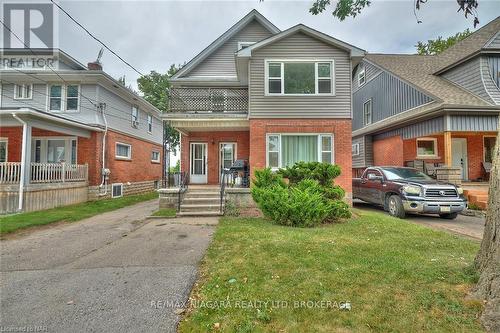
[2,2,55,48]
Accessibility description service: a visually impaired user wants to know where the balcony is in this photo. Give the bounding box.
[168,88,248,114]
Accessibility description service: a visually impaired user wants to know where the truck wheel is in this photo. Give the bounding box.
[388,195,406,219]
[439,212,458,220]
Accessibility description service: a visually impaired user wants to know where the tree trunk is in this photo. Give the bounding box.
[472,123,500,332]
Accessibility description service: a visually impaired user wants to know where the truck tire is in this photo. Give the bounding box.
[439,212,458,220]
[388,195,406,219]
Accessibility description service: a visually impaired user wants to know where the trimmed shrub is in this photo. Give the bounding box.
[251,162,351,227]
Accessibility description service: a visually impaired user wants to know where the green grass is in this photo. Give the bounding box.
[151,208,176,217]
[0,192,158,235]
[179,209,483,333]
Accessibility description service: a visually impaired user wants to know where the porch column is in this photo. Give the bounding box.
[21,123,32,186]
[444,131,452,166]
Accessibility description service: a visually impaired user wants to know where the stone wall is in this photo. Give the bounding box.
[88,180,159,200]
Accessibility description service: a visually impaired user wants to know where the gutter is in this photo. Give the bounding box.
[11,114,27,212]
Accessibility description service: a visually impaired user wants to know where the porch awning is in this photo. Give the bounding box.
[0,108,103,138]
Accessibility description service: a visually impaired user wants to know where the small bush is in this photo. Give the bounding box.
[251,162,351,227]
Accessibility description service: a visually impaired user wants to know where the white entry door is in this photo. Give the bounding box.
[190,143,207,184]
[452,138,468,180]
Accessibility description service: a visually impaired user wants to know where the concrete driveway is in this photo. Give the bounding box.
[354,200,485,240]
[0,200,216,333]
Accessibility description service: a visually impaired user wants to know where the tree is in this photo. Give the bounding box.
[137,64,182,184]
[309,0,480,27]
[416,29,471,55]
[472,119,500,332]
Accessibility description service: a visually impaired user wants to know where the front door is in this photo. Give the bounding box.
[190,143,207,184]
[219,143,236,182]
[452,138,468,180]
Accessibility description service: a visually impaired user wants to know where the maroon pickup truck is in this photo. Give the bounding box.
[353,167,467,219]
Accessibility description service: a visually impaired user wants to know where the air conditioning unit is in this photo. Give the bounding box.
[132,120,140,128]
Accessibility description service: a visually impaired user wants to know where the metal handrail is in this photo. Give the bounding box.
[177,172,188,212]
[220,168,230,214]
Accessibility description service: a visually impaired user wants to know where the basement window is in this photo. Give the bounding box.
[112,183,123,198]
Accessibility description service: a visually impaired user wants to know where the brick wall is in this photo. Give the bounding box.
[249,119,352,195]
[180,131,250,185]
[403,135,444,165]
[373,135,404,166]
[0,126,162,186]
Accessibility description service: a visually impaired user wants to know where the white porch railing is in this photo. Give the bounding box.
[0,162,88,184]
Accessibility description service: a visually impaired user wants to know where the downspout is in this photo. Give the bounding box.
[99,103,108,196]
[12,114,27,212]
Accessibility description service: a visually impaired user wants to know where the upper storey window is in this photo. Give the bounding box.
[14,84,33,99]
[358,67,366,86]
[265,60,334,96]
[49,84,79,112]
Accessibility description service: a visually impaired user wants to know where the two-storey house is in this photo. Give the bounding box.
[0,49,163,213]
[165,10,365,199]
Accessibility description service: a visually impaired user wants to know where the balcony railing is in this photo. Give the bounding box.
[0,162,88,184]
[168,87,248,113]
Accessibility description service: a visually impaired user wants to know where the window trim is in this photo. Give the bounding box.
[31,136,77,163]
[358,68,366,86]
[416,137,439,159]
[131,106,139,127]
[352,143,360,156]
[238,41,255,50]
[363,99,372,126]
[0,138,8,162]
[147,114,153,133]
[14,84,33,100]
[266,133,334,170]
[264,59,335,96]
[151,150,160,163]
[115,142,132,160]
[47,84,80,113]
[111,183,123,198]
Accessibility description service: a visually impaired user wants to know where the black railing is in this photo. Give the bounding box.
[169,87,248,113]
[219,164,250,214]
[220,168,230,214]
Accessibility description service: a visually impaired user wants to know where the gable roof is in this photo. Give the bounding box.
[172,10,280,80]
[236,24,365,58]
[364,54,491,107]
[434,16,500,74]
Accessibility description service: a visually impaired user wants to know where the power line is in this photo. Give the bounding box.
[50,0,144,76]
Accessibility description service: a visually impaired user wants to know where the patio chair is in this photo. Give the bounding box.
[425,162,437,178]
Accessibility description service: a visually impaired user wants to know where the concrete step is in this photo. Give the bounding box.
[469,194,488,202]
[184,191,220,198]
[463,189,488,197]
[180,204,222,212]
[176,211,223,217]
[182,197,221,205]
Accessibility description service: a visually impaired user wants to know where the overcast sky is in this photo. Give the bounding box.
[54,0,500,90]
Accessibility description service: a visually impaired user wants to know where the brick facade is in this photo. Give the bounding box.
[180,131,250,185]
[372,135,404,167]
[0,126,162,187]
[249,119,352,195]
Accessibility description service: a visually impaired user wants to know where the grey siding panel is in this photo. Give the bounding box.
[374,117,444,140]
[187,20,273,78]
[365,135,373,166]
[352,71,433,130]
[442,56,493,104]
[352,136,365,168]
[98,86,163,144]
[352,61,381,92]
[448,115,498,131]
[249,32,352,118]
[482,57,500,104]
[1,83,47,110]
[485,32,500,49]
[489,56,500,88]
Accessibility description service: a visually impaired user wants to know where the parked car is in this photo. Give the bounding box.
[353,167,467,219]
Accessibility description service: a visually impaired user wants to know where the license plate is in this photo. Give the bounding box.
[440,206,451,213]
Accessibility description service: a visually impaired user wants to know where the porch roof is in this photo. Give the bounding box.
[0,108,103,138]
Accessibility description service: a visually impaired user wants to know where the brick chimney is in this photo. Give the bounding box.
[87,61,102,70]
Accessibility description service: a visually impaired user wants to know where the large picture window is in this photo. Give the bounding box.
[49,84,79,112]
[266,134,333,169]
[265,60,334,95]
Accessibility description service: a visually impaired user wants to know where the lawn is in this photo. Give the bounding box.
[151,208,177,217]
[0,191,158,235]
[179,209,483,333]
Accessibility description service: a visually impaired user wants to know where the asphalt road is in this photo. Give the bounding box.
[0,200,216,333]
[354,200,485,240]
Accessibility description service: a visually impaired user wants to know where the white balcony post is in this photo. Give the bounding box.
[12,115,32,211]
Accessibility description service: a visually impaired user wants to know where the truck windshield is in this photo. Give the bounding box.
[382,168,432,181]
